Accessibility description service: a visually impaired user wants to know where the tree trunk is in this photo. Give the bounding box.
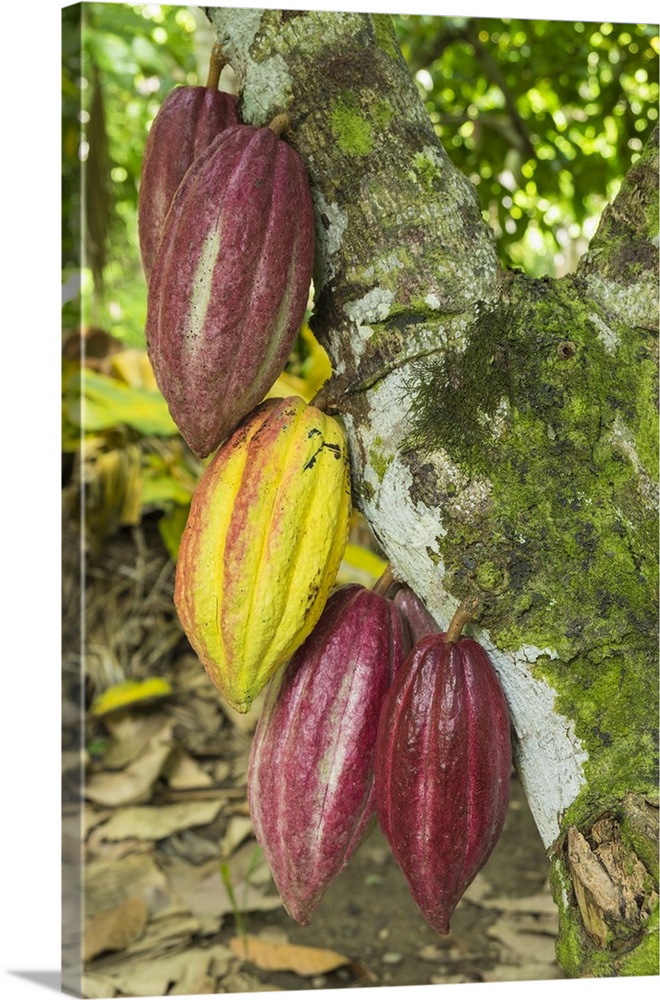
[206,7,659,976]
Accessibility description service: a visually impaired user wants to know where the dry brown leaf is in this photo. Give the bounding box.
[482,962,565,982]
[84,805,112,838]
[83,895,148,961]
[230,935,351,976]
[163,855,283,929]
[85,852,172,918]
[164,747,215,789]
[85,738,174,807]
[81,972,118,998]
[164,829,222,865]
[96,943,233,997]
[189,693,225,731]
[85,831,155,865]
[172,654,218,694]
[98,798,223,841]
[102,711,173,769]
[123,907,202,956]
[221,971,284,992]
[486,914,561,967]
[220,815,254,858]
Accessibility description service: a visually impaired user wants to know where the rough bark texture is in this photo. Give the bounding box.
[206,7,659,977]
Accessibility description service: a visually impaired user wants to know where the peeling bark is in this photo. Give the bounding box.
[206,8,659,976]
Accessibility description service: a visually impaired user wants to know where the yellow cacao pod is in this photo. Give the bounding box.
[174,396,351,713]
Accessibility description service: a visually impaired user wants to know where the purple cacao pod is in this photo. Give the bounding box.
[248,584,408,924]
[391,585,441,642]
[138,85,240,281]
[375,631,511,935]
[146,121,315,457]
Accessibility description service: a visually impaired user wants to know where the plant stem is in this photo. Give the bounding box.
[268,113,291,136]
[445,595,481,643]
[373,564,396,596]
[207,42,225,89]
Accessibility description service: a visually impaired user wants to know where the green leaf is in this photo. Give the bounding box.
[67,369,178,437]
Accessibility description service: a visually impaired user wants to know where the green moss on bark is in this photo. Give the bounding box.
[330,93,374,156]
[401,271,658,828]
[371,13,400,61]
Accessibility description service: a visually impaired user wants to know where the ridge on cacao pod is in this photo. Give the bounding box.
[375,605,512,935]
[391,584,441,643]
[145,117,315,458]
[138,44,240,281]
[174,396,351,713]
[248,584,409,924]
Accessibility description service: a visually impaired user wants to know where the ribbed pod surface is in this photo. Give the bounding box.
[391,586,440,642]
[174,397,351,713]
[375,632,512,935]
[138,86,240,281]
[146,123,315,458]
[248,585,408,923]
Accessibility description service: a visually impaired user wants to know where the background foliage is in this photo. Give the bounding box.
[397,15,659,273]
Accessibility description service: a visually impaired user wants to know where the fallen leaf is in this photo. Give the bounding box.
[220,815,254,858]
[482,962,565,981]
[162,829,222,865]
[84,805,111,837]
[98,798,223,841]
[81,972,118,998]
[90,677,172,716]
[123,907,202,956]
[486,913,560,967]
[85,832,155,865]
[83,895,148,961]
[102,712,173,769]
[162,855,282,930]
[85,852,172,918]
[221,971,284,992]
[98,945,230,997]
[85,737,174,807]
[164,747,215,789]
[477,890,559,916]
[230,935,351,976]
[171,654,218,695]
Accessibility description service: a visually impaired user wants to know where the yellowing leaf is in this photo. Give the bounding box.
[90,678,173,717]
[264,370,312,402]
[65,367,178,436]
[342,542,388,580]
[230,935,351,977]
[110,348,159,391]
[300,323,332,392]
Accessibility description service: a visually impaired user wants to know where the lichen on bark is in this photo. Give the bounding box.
[206,7,658,976]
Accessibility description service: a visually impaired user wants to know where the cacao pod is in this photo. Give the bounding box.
[391,585,440,642]
[138,85,239,281]
[375,628,511,935]
[248,584,408,924]
[174,396,351,713]
[146,119,315,458]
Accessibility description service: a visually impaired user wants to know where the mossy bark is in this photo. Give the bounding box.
[207,8,659,976]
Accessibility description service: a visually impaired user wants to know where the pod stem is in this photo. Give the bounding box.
[206,43,225,90]
[445,595,481,644]
[267,113,291,137]
[373,564,396,597]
